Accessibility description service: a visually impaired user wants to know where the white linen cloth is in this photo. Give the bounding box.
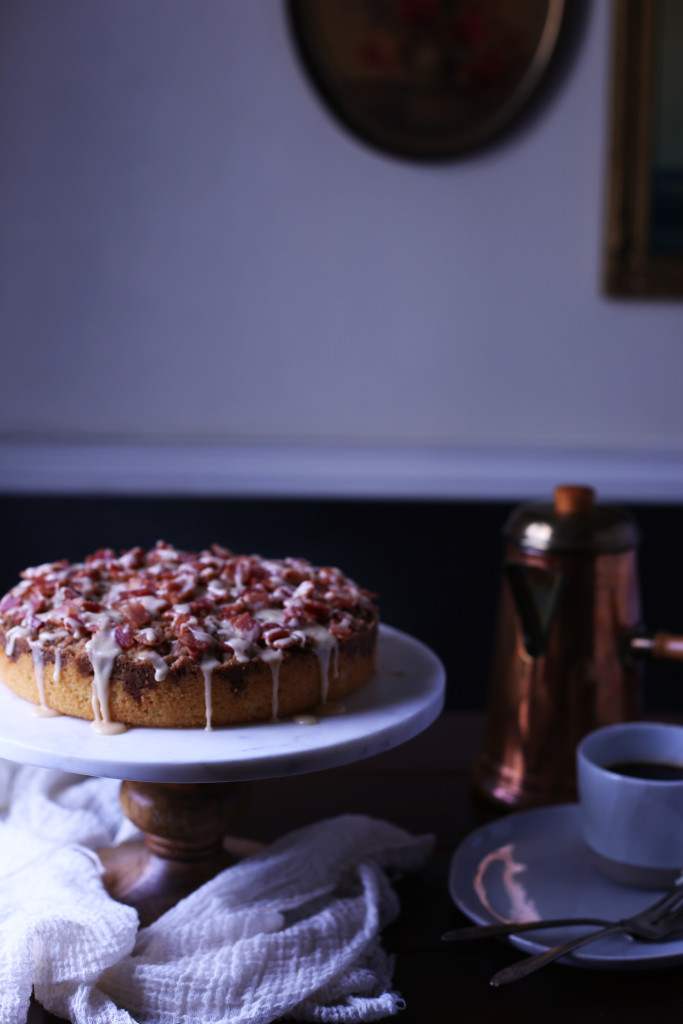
[0,761,433,1024]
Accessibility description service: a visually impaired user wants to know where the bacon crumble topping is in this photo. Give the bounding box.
[0,541,378,671]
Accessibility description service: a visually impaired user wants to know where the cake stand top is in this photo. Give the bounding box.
[0,625,445,783]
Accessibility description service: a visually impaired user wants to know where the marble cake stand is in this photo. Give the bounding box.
[0,624,445,924]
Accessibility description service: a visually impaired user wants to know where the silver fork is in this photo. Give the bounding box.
[489,882,683,987]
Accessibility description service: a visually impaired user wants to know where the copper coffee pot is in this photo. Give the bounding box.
[471,484,683,809]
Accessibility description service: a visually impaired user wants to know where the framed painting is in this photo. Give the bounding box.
[287,0,569,161]
[604,0,683,298]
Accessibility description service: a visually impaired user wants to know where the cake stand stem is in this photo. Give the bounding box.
[98,779,253,926]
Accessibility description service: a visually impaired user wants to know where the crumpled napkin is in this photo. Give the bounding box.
[0,761,433,1024]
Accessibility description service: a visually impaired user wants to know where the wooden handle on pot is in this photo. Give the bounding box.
[631,632,683,662]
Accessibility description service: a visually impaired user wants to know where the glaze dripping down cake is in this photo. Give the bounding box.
[0,542,378,731]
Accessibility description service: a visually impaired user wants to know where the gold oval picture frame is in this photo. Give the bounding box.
[287,0,569,160]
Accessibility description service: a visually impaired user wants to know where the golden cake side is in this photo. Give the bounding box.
[0,622,377,728]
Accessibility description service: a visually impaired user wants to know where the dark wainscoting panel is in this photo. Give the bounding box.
[0,495,681,713]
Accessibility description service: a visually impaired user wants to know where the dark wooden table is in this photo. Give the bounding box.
[29,712,683,1023]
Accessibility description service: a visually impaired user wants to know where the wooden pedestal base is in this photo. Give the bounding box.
[98,779,255,926]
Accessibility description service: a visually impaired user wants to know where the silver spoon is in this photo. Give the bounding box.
[442,916,611,942]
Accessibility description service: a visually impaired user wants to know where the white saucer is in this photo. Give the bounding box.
[449,804,683,970]
[0,624,445,784]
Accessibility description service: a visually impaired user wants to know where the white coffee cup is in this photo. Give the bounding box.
[576,722,683,888]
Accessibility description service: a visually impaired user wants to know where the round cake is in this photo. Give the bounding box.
[0,541,378,731]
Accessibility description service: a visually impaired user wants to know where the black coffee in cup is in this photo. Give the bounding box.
[606,759,683,781]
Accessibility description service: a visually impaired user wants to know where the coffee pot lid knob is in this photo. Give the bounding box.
[553,484,595,516]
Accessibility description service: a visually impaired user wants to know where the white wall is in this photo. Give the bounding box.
[1,1,682,499]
